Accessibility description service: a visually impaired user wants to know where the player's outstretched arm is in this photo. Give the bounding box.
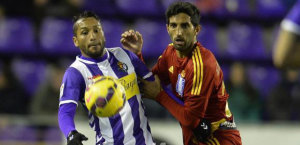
[273,29,300,68]
[121,29,143,55]
[67,130,88,145]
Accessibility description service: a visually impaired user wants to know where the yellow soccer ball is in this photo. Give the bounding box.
[85,76,126,117]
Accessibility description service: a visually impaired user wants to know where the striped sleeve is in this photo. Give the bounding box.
[191,46,204,96]
[122,48,154,81]
[59,67,85,106]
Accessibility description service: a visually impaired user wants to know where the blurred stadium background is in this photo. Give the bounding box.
[0,0,300,144]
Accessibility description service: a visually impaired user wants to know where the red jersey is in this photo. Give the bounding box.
[153,42,234,145]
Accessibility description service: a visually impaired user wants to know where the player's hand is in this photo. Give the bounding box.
[139,75,162,100]
[193,119,211,143]
[67,130,88,145]
[121,29,143,55]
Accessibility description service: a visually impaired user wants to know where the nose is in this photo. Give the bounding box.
[90,32,96,41]
[176,27,183,36]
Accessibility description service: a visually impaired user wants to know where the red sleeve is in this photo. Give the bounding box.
[156,49,220,129]
[152,49,171,85]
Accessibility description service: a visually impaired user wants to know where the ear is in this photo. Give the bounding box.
[73,36,78,47]
[195,25,201,35]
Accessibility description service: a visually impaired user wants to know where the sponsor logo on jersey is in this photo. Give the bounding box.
[176,72,185,97]
[118,73,140,100]
[117,61,128,72]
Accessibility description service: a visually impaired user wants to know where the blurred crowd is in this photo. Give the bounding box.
[0,0,300,123]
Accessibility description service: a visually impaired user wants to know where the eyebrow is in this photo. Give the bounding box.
[169,22,190,25]
[181,22,189,25]
[79,24,101,30]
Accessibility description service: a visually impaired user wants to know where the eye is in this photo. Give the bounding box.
[81,31,88,35]
[94,29,99,33]
[181,23,189,29]
[170,23,176,28]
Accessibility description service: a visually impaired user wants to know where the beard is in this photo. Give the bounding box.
[82,41,106,58]
[86,49,104,58]
[173,41,195,54]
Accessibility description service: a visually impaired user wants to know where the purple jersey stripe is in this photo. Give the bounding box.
[60,67,85,102]
[94,116,104,143]
[80,62,105,141]
[96,136,105,145]
[109,114,125,145]
[287,0,300,26]
[108,51,129,78]
[141,100,152,134]
[122,49,153,79]
[83,63,103,76]
[128,96,146,145]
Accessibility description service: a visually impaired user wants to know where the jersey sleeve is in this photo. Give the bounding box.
[59,67,85,106]
[123,49,154,81]
[282,0,300,35]
[156,50,220,129]
[152,49,171,85]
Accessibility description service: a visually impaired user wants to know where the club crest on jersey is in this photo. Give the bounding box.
[176,73,185,97]
[117,61,128,72]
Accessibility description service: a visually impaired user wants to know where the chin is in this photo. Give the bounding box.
[174,45,185,51]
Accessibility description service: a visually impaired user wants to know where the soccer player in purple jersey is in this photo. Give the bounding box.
[274,0,300,68]
[58,11,155,145]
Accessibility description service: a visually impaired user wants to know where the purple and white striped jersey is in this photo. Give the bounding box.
[59,47,154,145]
[282,0,300,35]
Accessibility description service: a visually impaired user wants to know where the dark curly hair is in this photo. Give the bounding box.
[165,1,201,27]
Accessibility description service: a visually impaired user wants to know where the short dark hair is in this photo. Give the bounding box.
[72,11,100,36]
[165,1,201,27]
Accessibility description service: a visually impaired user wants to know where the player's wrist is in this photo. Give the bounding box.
[67,130,78,140]
[67,130,88,145]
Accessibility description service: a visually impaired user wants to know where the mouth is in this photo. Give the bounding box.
[174,38,185,45]
[88,43,101,48]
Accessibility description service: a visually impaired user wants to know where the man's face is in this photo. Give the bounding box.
[73,17,106,58]
[167,13,200,53]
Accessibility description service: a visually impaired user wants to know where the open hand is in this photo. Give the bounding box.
[121,29,143,55]
[139,75,162,100]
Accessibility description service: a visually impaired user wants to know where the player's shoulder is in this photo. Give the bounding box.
[69,57,87,70]
[166,43,175,52]
[62,65,83,81]
[160,43,175,57]
[106,47,133,58]
[197,43,217,69]
[197,43,216,60]
[107,47,130,54]
[106,46,122,52]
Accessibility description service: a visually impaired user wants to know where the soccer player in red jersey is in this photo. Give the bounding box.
[121,1,242,145]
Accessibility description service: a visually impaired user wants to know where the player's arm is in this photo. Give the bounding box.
[141,50,218,132]
[273,0,300,68]
[58,67,88,144]
[273,26,300,68]
[140,75,213,142]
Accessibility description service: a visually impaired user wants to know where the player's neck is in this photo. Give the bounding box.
[176,42,197,58]
[81,50,107,62]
